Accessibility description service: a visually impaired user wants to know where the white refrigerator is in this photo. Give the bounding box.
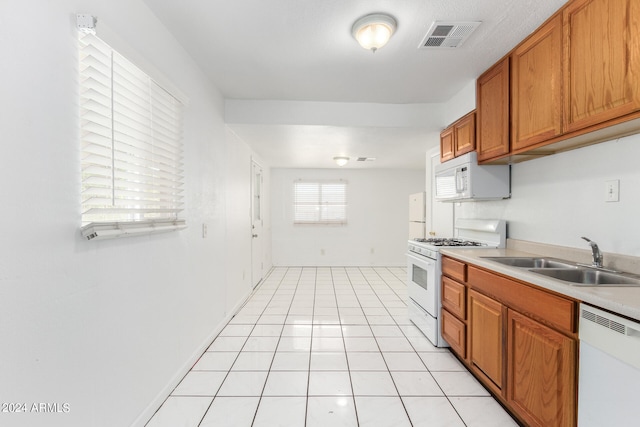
[409,192,426,239]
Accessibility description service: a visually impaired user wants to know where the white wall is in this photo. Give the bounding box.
[271,168,424,266]
[0,1,264,426]
[225,127,272,297]
[442,79,476,126]
[454,134,640,257]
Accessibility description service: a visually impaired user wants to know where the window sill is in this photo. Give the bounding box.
[81,219,186,241]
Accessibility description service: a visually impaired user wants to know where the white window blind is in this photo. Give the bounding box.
[293,180,347,224]
[78,32,185,239]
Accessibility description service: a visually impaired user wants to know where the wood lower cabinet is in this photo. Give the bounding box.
[468,289,504,393]
[442,308,466,358]
[507,309,576,427]
[441,261,468,359]
[441,256,578,426]
[477,58,510,162]
[442,276,466,319]
[442,256,466,283]
[563,0,640,133]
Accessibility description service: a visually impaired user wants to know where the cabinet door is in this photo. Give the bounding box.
[468,289,504,392]
[440,126,455,162]
[442,308,466,358]
[454,111,476,156]
[511,14,562,150]
[507,310,576,427]
[563,0,640,133]
[477,58,510,162]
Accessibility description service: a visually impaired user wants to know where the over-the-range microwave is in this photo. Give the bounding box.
[434,152,510,202]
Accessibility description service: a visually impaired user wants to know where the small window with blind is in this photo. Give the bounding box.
[78,32,186,240]
[293,180,347,225]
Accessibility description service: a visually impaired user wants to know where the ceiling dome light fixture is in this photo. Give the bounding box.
[333,156,350,166]
[352,13,397,52]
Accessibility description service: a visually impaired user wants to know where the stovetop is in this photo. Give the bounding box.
[408,219,507,255]
[413,237,486,247]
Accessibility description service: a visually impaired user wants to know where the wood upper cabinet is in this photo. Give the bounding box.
[477,58,510,162]
[563,0,640,133]
[511,14,563,150]
[477,0,640,164]
[453,111,476,156]
[440,111,476,162]
[468,289,504,393]
[507,309,576,427]
[440,126,455,162]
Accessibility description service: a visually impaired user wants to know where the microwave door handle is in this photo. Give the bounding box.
[455,169,464,192]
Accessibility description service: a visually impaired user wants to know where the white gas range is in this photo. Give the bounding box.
[407,218,506,347]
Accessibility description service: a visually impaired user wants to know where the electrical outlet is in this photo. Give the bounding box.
[605,180,620,202]
[202,223,208,238]
[320,249,325,255]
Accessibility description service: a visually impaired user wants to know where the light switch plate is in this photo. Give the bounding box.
[605,180,620,202]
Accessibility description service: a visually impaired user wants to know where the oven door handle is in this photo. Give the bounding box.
[407,251,437,267]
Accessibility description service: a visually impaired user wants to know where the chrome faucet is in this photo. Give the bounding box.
[581,237,604,268]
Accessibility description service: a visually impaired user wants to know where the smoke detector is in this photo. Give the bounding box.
[419,21,481,49]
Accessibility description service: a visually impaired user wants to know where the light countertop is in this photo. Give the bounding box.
[440,246,640,322]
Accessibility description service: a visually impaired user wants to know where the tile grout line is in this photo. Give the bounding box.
[251,266,306,427]
[302,266,317,427]
[196,266,286,427]
[247,266,295,427]
[356,266,415,427]
[333,266,361,427]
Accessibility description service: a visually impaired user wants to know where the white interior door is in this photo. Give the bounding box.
[251,160,264,287]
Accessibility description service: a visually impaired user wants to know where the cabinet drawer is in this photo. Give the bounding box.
[442,276,466,319]
[442,309,466,358]
[468,266,576,334]
[442,257,467,282]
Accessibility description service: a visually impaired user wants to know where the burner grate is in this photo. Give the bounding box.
[413,237,486,247]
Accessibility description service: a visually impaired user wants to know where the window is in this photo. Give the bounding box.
[78,32,185,240]
[293,180,347,225]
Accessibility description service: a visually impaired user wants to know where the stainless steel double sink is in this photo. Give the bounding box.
[481,257,640,286]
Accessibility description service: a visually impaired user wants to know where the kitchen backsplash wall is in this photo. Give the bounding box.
[271,168,424,266]
[454,133,640,257]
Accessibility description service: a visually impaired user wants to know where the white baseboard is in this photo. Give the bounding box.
[130,291,253,427]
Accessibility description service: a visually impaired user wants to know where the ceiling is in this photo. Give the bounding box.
[143,0,566,169]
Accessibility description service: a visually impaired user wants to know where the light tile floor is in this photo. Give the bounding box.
[146,267,518,427]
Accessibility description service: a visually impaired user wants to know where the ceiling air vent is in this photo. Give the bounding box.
[356,157,376,162]
[419,21,481,49]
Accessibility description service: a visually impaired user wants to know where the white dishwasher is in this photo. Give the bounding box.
[578,304,640,427]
